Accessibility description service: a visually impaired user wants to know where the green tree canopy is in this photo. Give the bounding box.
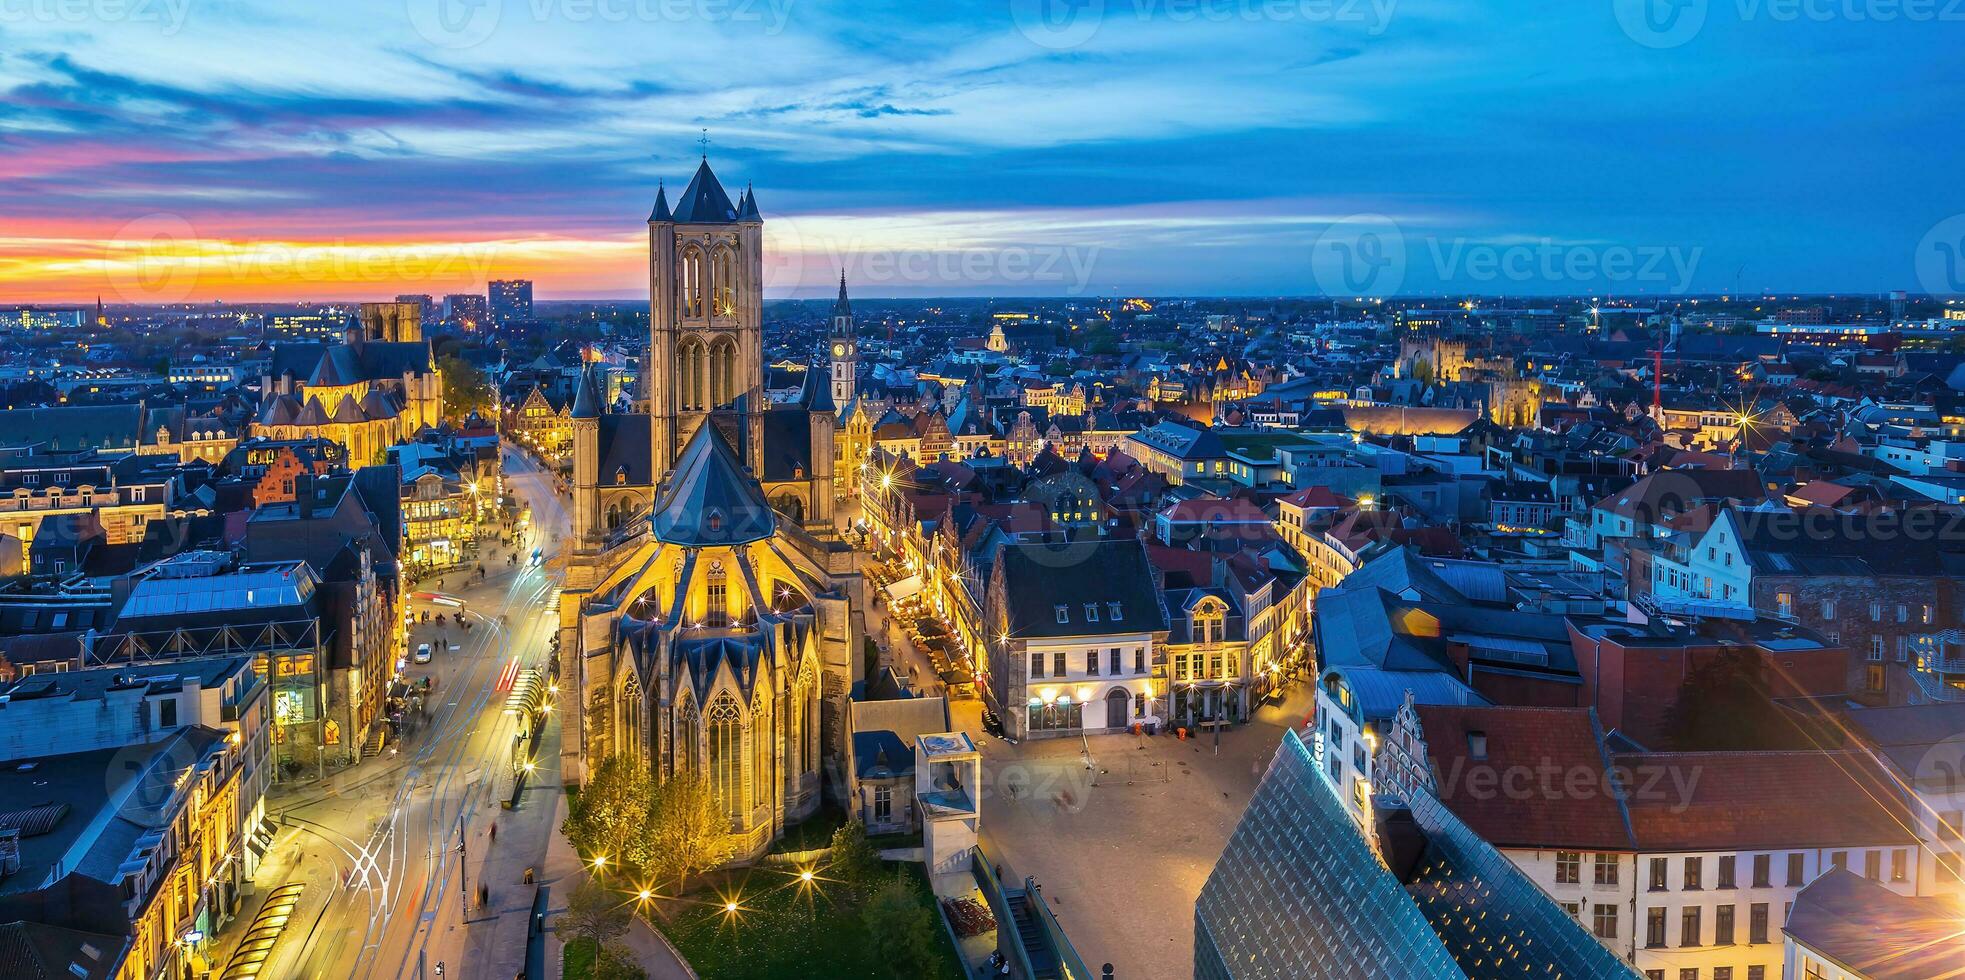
[562,755,657,870]
[861,872,939,979]
[438,352,494,423]
[647,771,734,892]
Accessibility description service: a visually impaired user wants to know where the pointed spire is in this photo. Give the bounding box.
[570,356,603,419]
[649,180,672,223]
[672,158,738,223]
[738,183,760,220]
[833,271,852,318]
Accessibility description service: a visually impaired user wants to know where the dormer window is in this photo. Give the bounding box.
[1054,604,1069,624]
[1084,603,1099,623]
[1107,601,1122,620]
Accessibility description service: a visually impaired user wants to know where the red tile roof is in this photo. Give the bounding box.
[1414,706,1634,851]
[1614,750,1917,852]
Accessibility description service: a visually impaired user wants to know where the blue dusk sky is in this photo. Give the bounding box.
[1,0,1960,302]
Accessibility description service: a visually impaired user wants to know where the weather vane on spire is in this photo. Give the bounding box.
[699,128,710,159]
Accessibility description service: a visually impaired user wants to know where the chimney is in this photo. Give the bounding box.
[295,474,316,518]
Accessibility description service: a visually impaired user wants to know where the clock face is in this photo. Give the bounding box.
[833,343,846,357]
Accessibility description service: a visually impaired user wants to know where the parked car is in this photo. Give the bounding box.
[414,643,433,664]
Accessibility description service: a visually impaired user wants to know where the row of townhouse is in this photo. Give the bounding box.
[0,654,273,980]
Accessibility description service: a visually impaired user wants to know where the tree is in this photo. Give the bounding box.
[827,819,882,901]
[562,878,632,951]
[861,872,939,979]
[1662,649,1807,751]
[647,771,734,893]
[563,755,656,871]
[438,353,494,423]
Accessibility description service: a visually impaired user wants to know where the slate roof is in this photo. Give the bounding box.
[850,731,912,778]
[1839,702,1965,788]
[570,361,603,420]
[1614,750,1917,851]
[997,539,1169,639]
[0,404,142,452]
[649,423,776,547]
[0,921,121,980]
[669,159,739,223]
[760,407,815,482]
[595,413,652,486]
[1784,868,1965,980]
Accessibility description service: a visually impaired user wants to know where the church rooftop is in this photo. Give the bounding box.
[648,422,777,547]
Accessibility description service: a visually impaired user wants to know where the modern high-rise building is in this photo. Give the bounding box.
[443,293,489,330]
[489,279,533,322]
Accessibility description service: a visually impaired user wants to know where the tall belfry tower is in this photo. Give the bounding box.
[647,159,765,476]
[828,272,856,410]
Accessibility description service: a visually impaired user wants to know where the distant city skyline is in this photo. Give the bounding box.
[2,2,1961,303]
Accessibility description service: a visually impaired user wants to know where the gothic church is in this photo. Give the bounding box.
[560,160,861,860]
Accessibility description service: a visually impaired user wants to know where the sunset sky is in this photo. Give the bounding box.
[1,0,1959,303]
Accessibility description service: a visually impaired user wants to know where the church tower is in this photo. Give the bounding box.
[828,273,856,410]
[647,160,765,477]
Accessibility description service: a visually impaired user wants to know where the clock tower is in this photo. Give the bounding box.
[828,272,856,410]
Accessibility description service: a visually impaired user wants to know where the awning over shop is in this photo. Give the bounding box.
[886,574,923,601]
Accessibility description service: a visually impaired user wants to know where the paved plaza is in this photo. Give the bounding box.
[976,685,1317,980]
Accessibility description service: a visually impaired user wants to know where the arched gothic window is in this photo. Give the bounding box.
[681,247,705,318]
[752,689,771,813]
[705,561,728,628]
[675,693,700,772]
[709,337,738,407]
[713,247,736,316]
[706,694,745,825]
[677,337,710,411]
[620,675,643,763]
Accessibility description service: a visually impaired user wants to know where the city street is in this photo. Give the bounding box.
[219,449,572,980]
